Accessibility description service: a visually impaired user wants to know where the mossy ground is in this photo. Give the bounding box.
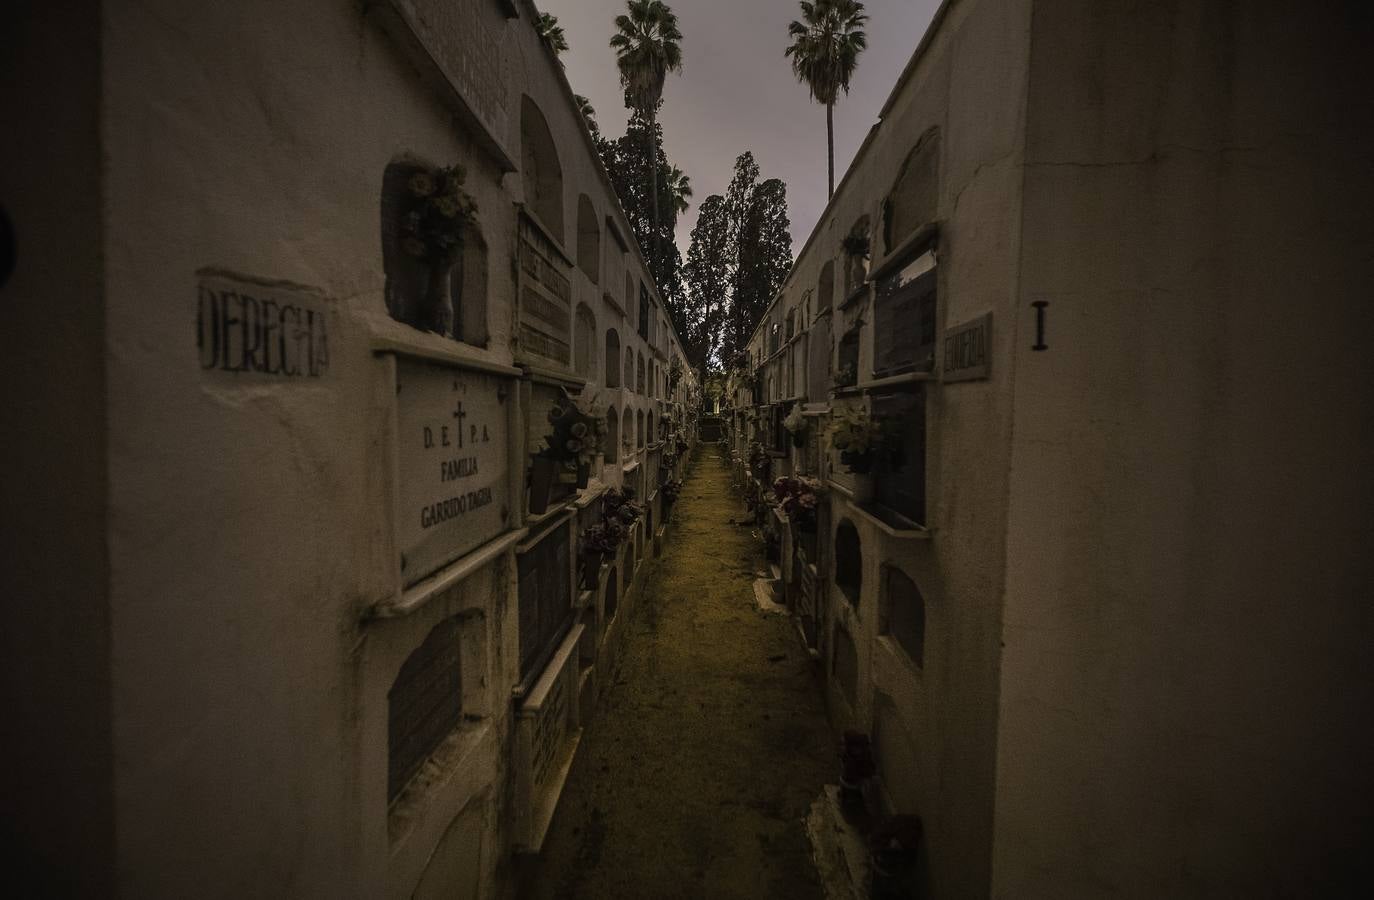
[519,449,835,900]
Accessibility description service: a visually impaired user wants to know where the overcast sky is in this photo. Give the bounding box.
[538,0,942,255]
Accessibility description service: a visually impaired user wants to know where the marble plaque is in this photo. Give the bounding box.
[396,359,511,584]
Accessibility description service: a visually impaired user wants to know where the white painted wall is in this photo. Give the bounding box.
[994,2,1374,896]
[87,0,696,896]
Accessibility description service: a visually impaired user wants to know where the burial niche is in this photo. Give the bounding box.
[881,565,926,669]
[605,328,622,387]
[637,352,646,395]
[520,95,564,241]
[605,406,620,464]
[388,614,464,802]
[636,410,645,449]
[883,129,939,254]
[835,519,862,606]
[843,216,870,296]
[380,159,487,343]
[574,303,596,379]
[638,283,649,339]
[818,258,836,311]
[624,348,635,391]
[576,194,599,283]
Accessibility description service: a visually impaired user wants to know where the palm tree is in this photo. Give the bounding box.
[574,94,599,135]
[667,166,693,217]
[536,12,568,57]
[785,0,868,197]
[610,0,683,270]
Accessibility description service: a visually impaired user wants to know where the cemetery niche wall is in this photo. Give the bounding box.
[5,0,706,895]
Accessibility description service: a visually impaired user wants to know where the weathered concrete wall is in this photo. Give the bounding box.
[995,2,1374,896]
[94,0,694,896]
[759,0,1033,895]
[0,2,114,894]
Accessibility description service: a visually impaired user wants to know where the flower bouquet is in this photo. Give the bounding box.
[578,519,625,590]
[771,475,824,531]
[401,164,478,334]
[602,486,643,527]
[828,405,884,475]
[530,391,603,513]
[747,442,771,482]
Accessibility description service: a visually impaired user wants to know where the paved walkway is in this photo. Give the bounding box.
[520,450,834,900]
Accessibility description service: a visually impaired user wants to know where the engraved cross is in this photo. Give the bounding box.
[452,400,467,448]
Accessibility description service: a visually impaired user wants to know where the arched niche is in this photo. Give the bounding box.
[636,409,645,448]
[605,328,622,388]
[388,614,464,801]
[637,283,649,339]
[576,194,599,283]
[835,519,862,606]
[883,129,939,254]
[881,565,925,669]
[605,406,619,464]
[574,303,596,378]
[624,347,634,391]
[637,351,646,394]
[380,159,488,344]
[647,410,655,444]
[520,95,564,241]
[843,215,870,296]
[818,258,835,311]
[621,408,633,453]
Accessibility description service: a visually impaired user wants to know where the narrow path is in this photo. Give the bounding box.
[521,450,834,900]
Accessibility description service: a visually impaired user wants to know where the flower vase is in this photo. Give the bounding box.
[850,476,874,505]
[421,259,454,335]
[528,456,557,515]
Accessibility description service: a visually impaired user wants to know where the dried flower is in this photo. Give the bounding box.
[408,173,435,197]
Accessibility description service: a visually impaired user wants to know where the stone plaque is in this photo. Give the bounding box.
[196,271,332,379]
[873,247,937,377]
[518,522,572,678]
[942,312,992,382]
[396,359,511,584]
[517,215,573,368]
